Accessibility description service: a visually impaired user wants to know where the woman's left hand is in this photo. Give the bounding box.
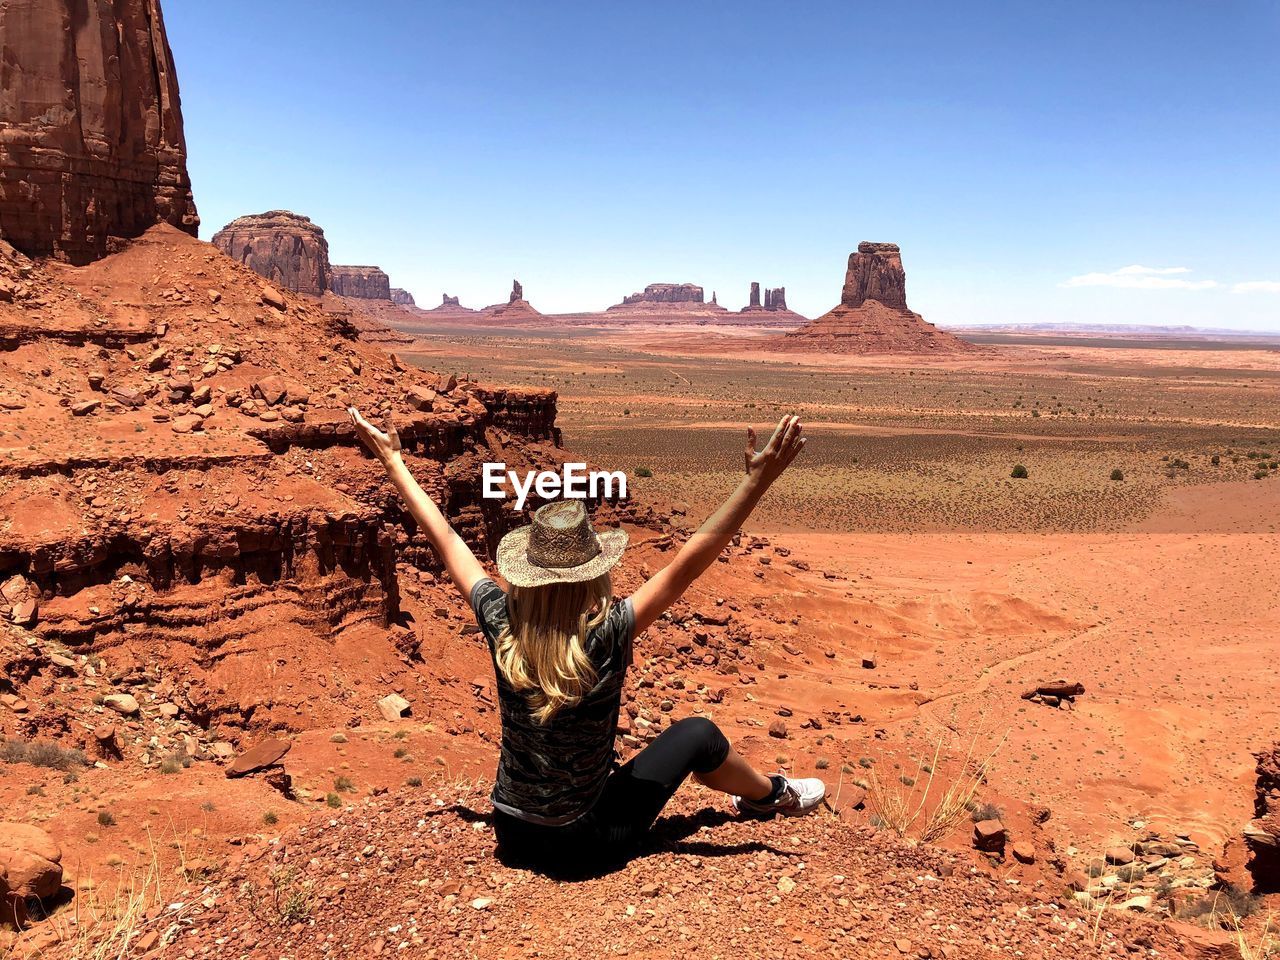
[348,406,402,466]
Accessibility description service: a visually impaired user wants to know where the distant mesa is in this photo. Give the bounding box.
[211,211,332,297]
[390,288,416,306]
[330,265,391,300]
[777,242,977,354]
[425,293,477,315]
[482,279,544,323]
[605,282,729,318]
[616,283,706,307]
[0,0,199,264]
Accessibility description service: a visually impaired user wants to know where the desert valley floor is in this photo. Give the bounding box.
[4,300,1279,959]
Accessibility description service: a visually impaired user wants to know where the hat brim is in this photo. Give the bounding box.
[495,526,628,588]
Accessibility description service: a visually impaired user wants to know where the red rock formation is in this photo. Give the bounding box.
[843,242,908,309]
[483,279,545,324]
[616,283,706,307]
[1246,743,1280,889]
[211,211,331,297]
[0,0,199,264]
[749,282,761,308]
[330,265,391,300]
[776,243,977,354]
[391,288,416,306]
[766,287,787,310]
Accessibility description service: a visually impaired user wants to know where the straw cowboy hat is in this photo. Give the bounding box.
[496,500,627,588]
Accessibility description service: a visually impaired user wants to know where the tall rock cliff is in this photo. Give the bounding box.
[0,0,199,263]
[842,242,908,309]
[391,288,416,306]
[330,265,391,300]
[211,211,332,297]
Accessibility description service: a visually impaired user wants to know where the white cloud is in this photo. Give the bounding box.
[1061,265,1217,290]
[1233,280,1280,294]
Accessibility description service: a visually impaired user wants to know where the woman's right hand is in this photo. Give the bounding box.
[744,415,806,487]
[348,406,402,467]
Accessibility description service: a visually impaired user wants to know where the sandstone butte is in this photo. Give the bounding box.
[0,0,199,264]
[481,278,545,323]
[390,287,416,306]
[777,242,979,354]
[738,281,808,325]
[330,265,392,300]
[211,211,332,297]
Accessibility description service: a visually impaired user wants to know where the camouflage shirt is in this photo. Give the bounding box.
[470,578,636,826]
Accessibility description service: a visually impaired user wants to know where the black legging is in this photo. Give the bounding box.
[493,716,731,874]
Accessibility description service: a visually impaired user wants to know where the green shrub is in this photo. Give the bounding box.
[97,810,116,827]
[1110,469,1124,481]
[635,467,653,478]
[1010,464,1029,479]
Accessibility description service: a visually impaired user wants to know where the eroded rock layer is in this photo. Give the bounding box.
[211,211,331,297]
[0,0,200,264]
[390,288,416,306]
[330,265,391,300]
[1247,743,1280,889]
[0,225,564,746]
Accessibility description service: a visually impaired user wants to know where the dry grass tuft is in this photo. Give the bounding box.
[42,828,191,960]
[864,729,1004,844]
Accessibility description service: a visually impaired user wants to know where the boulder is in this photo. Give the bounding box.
[0,823,63,901]
[0,0,199,264]
[377,693,411,722]
[225,738,291,778]
[103,693,139,716]
[973,819,1006,853]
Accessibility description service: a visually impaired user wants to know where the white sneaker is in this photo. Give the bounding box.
[734,776,827,818]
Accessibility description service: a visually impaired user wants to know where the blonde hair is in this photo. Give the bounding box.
[493,573,613,725]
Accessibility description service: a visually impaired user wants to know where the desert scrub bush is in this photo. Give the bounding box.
[635,467,653,478]
[969,801,1004,823]
[1110,468,1124,481]
[0,737,89,771]
[98,810,117,827]
[1010,464,1028,479]
[406,776,423,787]
[1178,886,1262,924]
[334,775,355,793]
[325,792,342,808]
[262,810,279,826]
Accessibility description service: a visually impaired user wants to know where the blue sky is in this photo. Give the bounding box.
[167,1,1279,330]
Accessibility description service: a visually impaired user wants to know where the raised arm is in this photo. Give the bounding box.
[630,415,806,635]
[348,407,487,603]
